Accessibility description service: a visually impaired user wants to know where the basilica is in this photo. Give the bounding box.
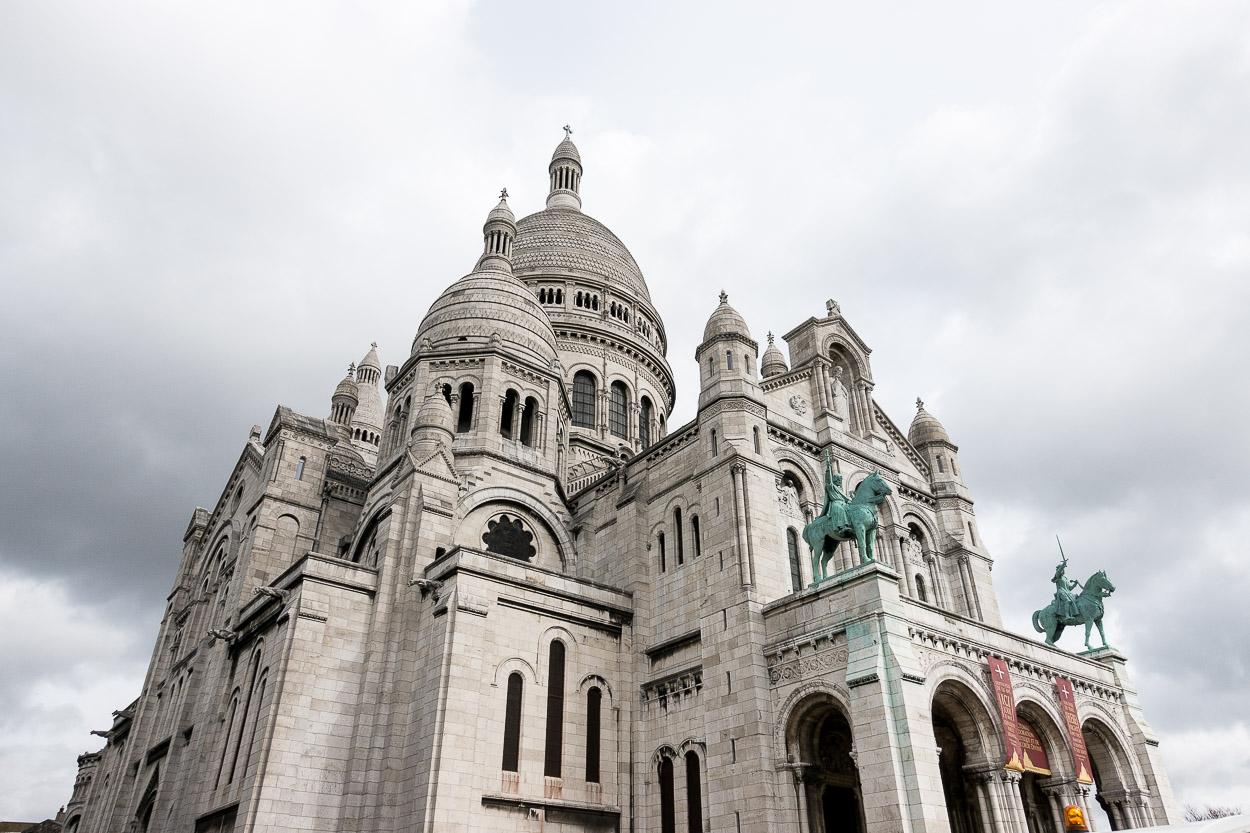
[60,134,1180,833]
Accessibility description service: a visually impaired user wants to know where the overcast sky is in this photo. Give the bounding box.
[2,0,1249,822]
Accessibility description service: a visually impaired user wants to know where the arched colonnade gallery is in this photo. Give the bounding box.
[778,676,1156,833]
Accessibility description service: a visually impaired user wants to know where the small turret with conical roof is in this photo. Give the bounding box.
[329,364,358,426]
[350,343,385,462]
[909,398,962,487]
[695,290,762,411]
[547,126,583,211]
[477,189,517,273]
[760,332,788,378]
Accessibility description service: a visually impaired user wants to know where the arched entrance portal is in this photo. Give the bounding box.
[1083,718,1151,830]
[931,680,1000,833]
[786,693,864,833]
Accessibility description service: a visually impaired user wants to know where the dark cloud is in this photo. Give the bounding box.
[2,0,1248,819]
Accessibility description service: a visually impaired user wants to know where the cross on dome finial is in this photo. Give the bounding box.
[916,397,925,411]
[563,124,573,140]
[719,290,728,304]
[767,331,774,344]
[370,342,376,349]
[499,187,508,200]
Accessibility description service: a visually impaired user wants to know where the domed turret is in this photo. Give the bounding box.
[695,291,761,410]
[415,198,559,367]
[329,364,358,425]
[477,189,517,273]
[760,332,788,378]
[703,290,752,342]
[908,398,951,447]
[547,126,583,211]
[909,398,964,486]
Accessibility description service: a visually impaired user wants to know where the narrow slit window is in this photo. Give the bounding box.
[585,687,601,783]
[543,641,566,778]
[502,673,523,772]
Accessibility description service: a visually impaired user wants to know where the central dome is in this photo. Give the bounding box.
[513,208,652,303]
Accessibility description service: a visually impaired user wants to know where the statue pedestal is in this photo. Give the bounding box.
[1081,646,1128,663]
[810,558,899,592]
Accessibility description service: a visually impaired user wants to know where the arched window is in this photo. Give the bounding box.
[685,751,703,833]
[916,574,928,602]
[521,397,538,446]
[544,641,566,778]
[691,515,701,558]
[572,372,596,429]
[502,673,523,772]
[500,389,518,439]
[609,381,628,438]
[456,383,474,433]
[707,357,714,378]
[441,383,452,404]
[711,430,718,456]
[658,532,666,573]
[295,456,306,480]
[586,687,601,784]
[674,508,684,566]
[639,396,653,446]
[726,351,733,371]
[753,426,761,454]
[787,528,803,592]
[659,757,676,833]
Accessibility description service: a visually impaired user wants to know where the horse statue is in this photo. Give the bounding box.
[802,471,893,583]
[1032,570,1116,651]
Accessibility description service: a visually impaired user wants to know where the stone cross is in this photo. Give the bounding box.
[767,331,774,344]
[826,299,841,316]
[719,290,728,304]
[499,187,508,200]
[916,397,924,411]
[563,124,573,140]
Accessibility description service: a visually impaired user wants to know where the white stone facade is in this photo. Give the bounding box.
[60,137,1179,833]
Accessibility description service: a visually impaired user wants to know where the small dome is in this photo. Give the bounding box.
[414,392,455,436]
[414,269,559,366]
[487,194,516,224]
[760,332,788,378]
[908,399,951,446]
[551,138,581,165]
[702,291,752,343]
[333,365,359,403]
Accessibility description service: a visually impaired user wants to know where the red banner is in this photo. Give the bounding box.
[1056,677,1094,784]
[1018,717,1051,775]
[987,657,1025,772]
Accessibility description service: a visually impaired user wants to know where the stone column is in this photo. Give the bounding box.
[512,397,523,443]
[789,765,812,833]
[814,362,830,412]
[998,771,1028,833]
[1076,785,1096,831]
[970,773,998,833]
[731,463,754,588]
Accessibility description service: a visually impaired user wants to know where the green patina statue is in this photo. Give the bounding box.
[802,452,892,583]
[1032,547,1116,651]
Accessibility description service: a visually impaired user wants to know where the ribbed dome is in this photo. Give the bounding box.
[760,333,788,378]
[702,291,752,343]
[414,269,559,366]
[551,139,581,164]
[358,344,380,374]
[908,400,951,447]
[513,208,651,302]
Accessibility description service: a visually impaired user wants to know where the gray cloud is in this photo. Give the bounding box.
[2,0,1248,820]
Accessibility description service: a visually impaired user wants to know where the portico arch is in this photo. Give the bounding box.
[1083,716,1148,830]
[931,677,1000,833]
[1016,697,1078,833]
[784,690,864,833]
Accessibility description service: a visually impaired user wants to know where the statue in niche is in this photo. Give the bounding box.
[830,365,850,421]
[482,514,536,561]
[777,475,802,518]
[904,530,924,564]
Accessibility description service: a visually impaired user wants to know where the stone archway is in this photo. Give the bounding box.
[931,678,1000,833]
[1083,717,1150,830]
[785,692,864,833]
